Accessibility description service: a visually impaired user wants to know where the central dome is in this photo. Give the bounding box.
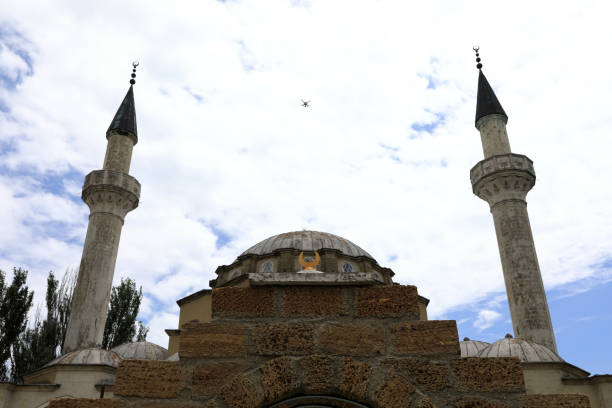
[241,230,374,259]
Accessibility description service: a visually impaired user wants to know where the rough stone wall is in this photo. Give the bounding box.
[50,285,589,408]
[520,394,591,408]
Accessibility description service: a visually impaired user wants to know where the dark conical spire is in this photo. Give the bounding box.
[473,47,507,126]
[107,62,138,142]
[475,69,507,125]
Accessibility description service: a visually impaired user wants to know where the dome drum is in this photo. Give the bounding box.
[210,231,395,288]
[211,247,393,288]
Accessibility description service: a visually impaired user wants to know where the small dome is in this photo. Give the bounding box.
[166,352,179,361]
[111,341,168,360]
[460,338,490,357]
[477,337,563,362]
[44,348,121,368]
[241,230,374,259]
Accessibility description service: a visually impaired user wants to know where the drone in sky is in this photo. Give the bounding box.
[301,99,311,108]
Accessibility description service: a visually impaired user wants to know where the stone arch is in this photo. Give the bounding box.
[209,355,436,408]
[267,395,372,408]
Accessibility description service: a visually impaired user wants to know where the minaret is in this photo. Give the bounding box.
[63,63,141,354]
[469,49,557,352]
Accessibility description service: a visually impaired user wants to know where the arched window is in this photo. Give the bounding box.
[261,260,273,273]
[268,395,371,407]
[342,262,353,273]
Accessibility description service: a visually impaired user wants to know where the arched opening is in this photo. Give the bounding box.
[268,395,372,408]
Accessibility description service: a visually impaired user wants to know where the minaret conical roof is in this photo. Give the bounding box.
[107,85,137,142]
[475,69,507,126]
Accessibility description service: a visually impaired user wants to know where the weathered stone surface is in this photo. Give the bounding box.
[389,320,459,356]
[386,358,449,391]
[104,132,135,173]
[283,287,347,316]
[414,396,436,408]
[452,357,524,392]
[131,403,202,408]
[63,212,126,354]
[338,357,372,402]
[212,287,275,318]
[260,357,297,403]
[520,394,591,408]
[449,397,512,408]
[192,361,249,397]
[355,285,419,317]
[49,399,121,408]
[218,375,264,408]
[251,323,314,355]
[250,271,385,286]
[491,199,557,352]
[114,360,183,398]
[180,323,247,358]
[471,151,557,353]
[300,354,337,394]
[373,372,415,408]
[320,323,385,356]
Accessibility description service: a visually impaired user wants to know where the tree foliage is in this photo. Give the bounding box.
[1,269,148,382]
[10,269,76,381]
[0,268,34,381]
[102,278,145,349]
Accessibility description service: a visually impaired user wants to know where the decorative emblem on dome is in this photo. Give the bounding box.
[299,251,320,271]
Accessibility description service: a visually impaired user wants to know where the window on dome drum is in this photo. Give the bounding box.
[342,262,353,273]
[261,260,273,273]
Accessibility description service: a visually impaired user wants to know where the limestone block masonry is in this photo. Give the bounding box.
[63,130,140,354]
[47,285,590,408]
[471,153,557,352]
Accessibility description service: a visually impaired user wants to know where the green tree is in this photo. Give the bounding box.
[0,268,34,381]
[135,321,149,342]
[10,268,76,382]
[102,278,146,349]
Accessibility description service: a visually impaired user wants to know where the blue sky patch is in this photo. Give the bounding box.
[184,86,204,103]
[236,40,256,72]
[0,24,34,91]
[199,220,233,249]
[418,74,437,90]
[379,143,401,162]
[410,112,445,134]
[448,277,612,375]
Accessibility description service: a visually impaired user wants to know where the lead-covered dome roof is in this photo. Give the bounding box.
[44,348,121,368]
[460,338,490,358]
[240,230,374,260]
[111,341,168,360]
[477,335,563,363]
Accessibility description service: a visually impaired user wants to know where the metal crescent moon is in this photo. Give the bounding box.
[132,61,140,68]
[472,45,479,52]
[299,251,320,270]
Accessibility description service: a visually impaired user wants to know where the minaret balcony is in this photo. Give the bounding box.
[470,153,536,208]
[82,169,141,219]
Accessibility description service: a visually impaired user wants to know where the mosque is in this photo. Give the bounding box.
[0,55,610,408]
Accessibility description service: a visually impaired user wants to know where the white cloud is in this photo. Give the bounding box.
[474,310,502,331]
[0,0,610,366]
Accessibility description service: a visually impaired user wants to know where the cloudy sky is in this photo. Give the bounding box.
[1,0,611,373]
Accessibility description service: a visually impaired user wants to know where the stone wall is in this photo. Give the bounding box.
[49,285,590,408]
